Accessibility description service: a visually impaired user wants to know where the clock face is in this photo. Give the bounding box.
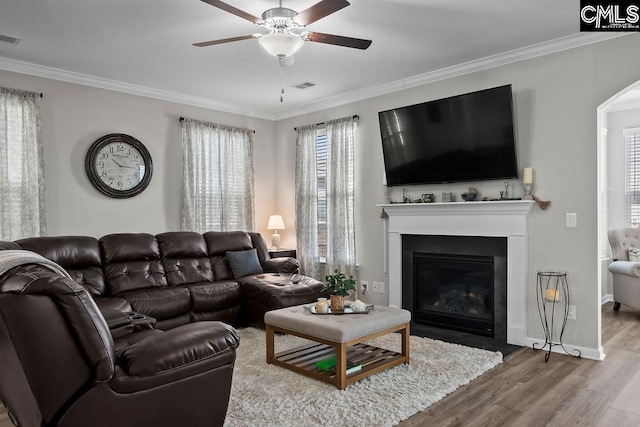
[85,134,153,198]
[95,142,145,191]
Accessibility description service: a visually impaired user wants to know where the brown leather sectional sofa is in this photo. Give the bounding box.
[0,230,324,427]
[6,230,323,329]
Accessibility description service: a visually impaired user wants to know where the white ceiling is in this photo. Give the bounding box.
[0,0,620,119]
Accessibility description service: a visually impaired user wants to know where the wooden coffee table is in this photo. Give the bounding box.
[264,304,411,390]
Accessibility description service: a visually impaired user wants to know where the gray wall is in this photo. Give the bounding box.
[0,69,277,239]
[275,34,640,354]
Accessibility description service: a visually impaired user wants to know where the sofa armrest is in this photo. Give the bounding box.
[609,261,640,278]
[101,307,136,339]
[117,322,239,377]
[262,257,299,273]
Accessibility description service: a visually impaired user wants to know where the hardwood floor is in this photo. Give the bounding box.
[399,302,640,426]
[1,302,639,426]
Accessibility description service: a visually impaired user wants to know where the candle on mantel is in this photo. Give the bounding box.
[523,167,533,184]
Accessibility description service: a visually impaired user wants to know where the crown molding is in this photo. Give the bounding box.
[0,56,276,121]
[272,32,630,121]
[0,32,629,122]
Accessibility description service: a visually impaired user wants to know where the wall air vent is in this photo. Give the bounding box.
[291,81,316,90]
[0,34,21,45]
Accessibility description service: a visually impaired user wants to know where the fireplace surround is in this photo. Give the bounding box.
[380,201,534,346]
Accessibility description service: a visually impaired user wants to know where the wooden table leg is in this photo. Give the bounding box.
[401,322,410,364]
[266,324,275,364]
[337,342,347,390]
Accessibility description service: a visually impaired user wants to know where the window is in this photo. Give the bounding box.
[315,127,355,261]
[181,118,255,232]
[625,127,640,228]
[295,116,356,279]
[0,88,46,240]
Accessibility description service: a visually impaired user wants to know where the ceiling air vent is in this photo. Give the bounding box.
[0,34,21,45]
[292,81,316,90]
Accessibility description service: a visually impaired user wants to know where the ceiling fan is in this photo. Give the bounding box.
[193,0,373,58]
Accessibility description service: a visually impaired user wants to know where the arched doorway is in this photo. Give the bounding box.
[597,79,640,353]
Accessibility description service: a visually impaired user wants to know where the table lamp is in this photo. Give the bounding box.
[267,214,285,250]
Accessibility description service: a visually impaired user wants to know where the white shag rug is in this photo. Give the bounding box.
[224,327,502,427]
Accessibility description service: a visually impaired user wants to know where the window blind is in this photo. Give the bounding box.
[625,127,640,228]
[316,129,327,259]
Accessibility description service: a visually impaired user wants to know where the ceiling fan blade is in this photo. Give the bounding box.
[306,32,372,50]
[293,0,350,26]
[193,35,256,47]
[200,0,262,24]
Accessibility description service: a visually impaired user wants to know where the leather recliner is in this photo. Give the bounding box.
[0,263,240,427]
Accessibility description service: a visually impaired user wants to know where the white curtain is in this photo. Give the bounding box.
[0,87,46,241]
[182,118,255,233]
[295,116,356,280]
[295,124,322,279]
[325,116,356,277]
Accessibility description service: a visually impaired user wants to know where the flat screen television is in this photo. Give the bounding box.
[378,85,518,186]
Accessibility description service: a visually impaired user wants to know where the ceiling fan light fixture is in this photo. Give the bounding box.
[259,32,303,58]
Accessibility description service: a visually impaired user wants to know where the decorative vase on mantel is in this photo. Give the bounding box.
[323,270,356,312]
[330,294,345,311]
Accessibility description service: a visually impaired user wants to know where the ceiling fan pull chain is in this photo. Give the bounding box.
[279,56,285,102]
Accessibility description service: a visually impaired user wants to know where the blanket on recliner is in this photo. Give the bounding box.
[0,249,71,279]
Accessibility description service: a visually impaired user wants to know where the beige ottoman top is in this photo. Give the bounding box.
[264,304,411,343]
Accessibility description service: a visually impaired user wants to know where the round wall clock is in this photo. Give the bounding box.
[85,133,153,199]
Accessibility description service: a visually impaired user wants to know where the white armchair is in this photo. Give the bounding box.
[608,227,640,311]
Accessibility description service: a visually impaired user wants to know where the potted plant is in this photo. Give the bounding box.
[322,270,356,311]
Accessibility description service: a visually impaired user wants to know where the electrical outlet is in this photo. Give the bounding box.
[361,281,368,294]
[379,282,385,293]
[372,281,379,293]
[568,305,576,320]
[566,213,577,228]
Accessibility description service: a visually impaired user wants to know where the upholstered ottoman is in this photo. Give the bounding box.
[237,273,325,328]
[265,304,411,389]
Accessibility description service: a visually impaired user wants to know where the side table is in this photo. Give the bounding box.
[269,248,296,259]
[533,271,581,362]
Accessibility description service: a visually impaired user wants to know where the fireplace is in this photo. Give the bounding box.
[381,201,534,346]
[412,253,495,336]
[402,234,508,345]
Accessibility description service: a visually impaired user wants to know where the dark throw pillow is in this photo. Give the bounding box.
[226,248,263,278]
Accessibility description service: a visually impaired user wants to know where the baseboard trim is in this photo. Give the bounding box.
[525,338,605,361]
[601,294,614,304]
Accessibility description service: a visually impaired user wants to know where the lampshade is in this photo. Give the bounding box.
[268,215,285,230]
[258,33,304,58]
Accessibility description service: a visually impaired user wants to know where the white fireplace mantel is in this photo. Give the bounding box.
[378,200,535,346]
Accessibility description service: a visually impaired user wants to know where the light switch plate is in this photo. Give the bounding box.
[566,213,577,228]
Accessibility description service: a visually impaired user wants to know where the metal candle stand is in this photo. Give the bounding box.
[533,271,581,362]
